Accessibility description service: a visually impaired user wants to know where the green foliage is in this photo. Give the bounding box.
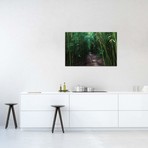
[65,32,117,66]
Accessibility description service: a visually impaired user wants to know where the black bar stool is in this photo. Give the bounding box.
[51,105,65,133]
[5,103,18,129]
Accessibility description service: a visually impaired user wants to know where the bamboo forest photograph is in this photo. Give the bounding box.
[65,32,117,66]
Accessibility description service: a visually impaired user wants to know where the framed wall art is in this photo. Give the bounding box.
[65,32,117,66]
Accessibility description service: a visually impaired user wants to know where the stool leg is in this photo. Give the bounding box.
[58,108,64,133]
[52,108,58,133]
[12,106,18,129]
[5,106,11,129]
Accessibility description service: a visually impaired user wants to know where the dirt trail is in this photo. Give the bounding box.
[86,53,104,66]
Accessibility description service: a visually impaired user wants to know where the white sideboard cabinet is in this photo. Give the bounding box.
[20,92,148,129]
[70,94,118,127]
[119,93,148,127]
[20,93,69,128]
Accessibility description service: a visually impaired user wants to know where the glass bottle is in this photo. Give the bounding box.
[59,84,62,92]
[63,82,66,91]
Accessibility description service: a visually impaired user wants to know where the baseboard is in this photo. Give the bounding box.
[19,127,148,131]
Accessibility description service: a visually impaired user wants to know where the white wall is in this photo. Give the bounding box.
[0,0,148,126]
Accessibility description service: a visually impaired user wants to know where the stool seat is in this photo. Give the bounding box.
[5,103,17,106]
[51,105,65,133]
[5,103,18,129]
[51,105,65,108]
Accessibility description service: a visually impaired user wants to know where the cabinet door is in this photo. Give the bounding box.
[119,111,148,127]
[20,111,69,128]
[21,94,69,110]
[70,94,118,110]
[119,94,148,110]
[70,111,118,127]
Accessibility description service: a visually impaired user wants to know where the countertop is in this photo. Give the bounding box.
[20,91,148,95]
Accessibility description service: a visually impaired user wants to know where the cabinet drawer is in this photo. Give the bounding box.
[21,94,69,110]
[70,111,118,127]
[119,111,148,127]
[70,94,118,110]
[119,94,148,110]
[20,111,69,128]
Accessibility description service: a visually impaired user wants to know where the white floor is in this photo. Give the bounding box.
[1,129,148,148]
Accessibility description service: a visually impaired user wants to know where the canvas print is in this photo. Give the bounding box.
[65,32,117,66]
